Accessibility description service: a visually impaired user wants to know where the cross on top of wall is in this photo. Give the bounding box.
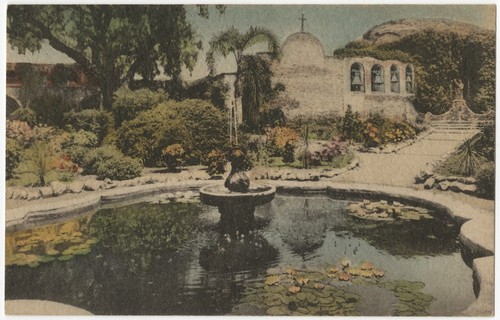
[299,13,306,33]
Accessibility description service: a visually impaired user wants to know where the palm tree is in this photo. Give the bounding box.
[206,26,280,143]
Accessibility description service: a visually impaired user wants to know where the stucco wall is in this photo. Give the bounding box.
[270,32,418,122]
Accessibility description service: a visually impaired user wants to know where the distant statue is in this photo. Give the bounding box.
[453,79,464,100]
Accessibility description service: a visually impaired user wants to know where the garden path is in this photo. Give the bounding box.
[332,130,478,188]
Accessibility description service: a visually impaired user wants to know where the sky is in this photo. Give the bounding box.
[6,4,496,80]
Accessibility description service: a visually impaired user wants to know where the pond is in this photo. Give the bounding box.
[5,194,475,316]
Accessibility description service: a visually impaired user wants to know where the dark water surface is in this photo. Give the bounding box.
[5,195,475,315]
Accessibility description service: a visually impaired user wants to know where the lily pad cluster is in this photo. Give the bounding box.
[6,218,96,268]
[378,280,434,316]
[239,258,387,316]
[347,200,434,221]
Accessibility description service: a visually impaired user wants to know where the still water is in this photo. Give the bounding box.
[5,195,475,315]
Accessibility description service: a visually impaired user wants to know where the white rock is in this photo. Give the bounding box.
[39,187,54,198]
[69,181,84,193]
[424,177,436,189]
[83,180,103,191]
[26,189,41,201]
[12,189,28,200]
[50,181,68,196]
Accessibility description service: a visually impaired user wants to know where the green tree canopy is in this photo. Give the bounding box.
[7,5,221,109]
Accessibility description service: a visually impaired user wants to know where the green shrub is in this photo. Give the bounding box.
[475,162,495,199]
[112,87,167,127]
[9,108,38,127]
[117,99,228,166]
[6,138,22,179]
[205,149,227,176]
[83,145,142,180]
[162,144,185,172]
[64,109,112,143]
[62,130,100,165]
[24,140,55,186]
[31,93,72,128]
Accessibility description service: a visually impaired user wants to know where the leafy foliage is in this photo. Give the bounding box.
[162,144,185,172]
[6,139,22,179]
[9,108,38,127]
[112,87,167,127]
[266,127,300,157]
[6,120,34,146]
[61,130,100,165]
[24,141,54,186]
[205,149,227,176]
[333,46,412,62]
[83,145,142,180]
[117,99,228,166]
[63,109,112,143]
[475,162,495,199]
[31,92,73,128]
[206,26,280,134]
[8,5,221,108]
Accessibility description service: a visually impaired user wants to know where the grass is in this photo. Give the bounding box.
[265,152,354,170]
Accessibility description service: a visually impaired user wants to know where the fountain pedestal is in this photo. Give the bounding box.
[199,184,276,236]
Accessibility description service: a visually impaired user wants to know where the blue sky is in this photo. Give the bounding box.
[7,4,495,80]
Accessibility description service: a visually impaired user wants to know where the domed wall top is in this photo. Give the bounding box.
[281,32,326,66]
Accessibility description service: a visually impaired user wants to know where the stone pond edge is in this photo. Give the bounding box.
[5,180,494,316]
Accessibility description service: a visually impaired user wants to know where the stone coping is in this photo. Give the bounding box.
[5,299,93,315]
[5,180,494,316]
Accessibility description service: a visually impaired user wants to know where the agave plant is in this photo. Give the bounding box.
[456,134,485,176]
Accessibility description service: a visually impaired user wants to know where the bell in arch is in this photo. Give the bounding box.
[390,72,399,82]
[373,72,383,84]
[352,71,363,85]
[406,74,412,82]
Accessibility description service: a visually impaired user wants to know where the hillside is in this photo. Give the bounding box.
[352,18,493,47]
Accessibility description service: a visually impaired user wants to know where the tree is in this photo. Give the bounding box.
[7,5,222,109]
[240,55,274,130]
[206,26,280,141]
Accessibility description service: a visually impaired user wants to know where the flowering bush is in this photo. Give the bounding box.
[266,126,300,156]
[321,137,348,162]
[206,149,227,176]
[6,120,33,146]
[162,144,185,172]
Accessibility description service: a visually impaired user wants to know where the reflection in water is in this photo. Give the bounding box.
[5,195,475,315]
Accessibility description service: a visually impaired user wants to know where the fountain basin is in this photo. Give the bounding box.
[200,184,276,236]
[199,184,276,207]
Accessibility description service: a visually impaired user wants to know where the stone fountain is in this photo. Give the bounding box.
[199,149,275,236]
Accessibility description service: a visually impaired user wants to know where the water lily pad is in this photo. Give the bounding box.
[373,269,385,278]
[57,255,74,261]
[286,268,298,275]
[340,258,351,268]
[296,307,310,314]
[266,284,286,293]
[296,277,310,285]
[296,292,307,301]
[360,270,374,278]
[326,266,340,274]
[313,282,325,290]
[338,272,351,281]
[264,296,282,307]
[288,286,301,294]
[266,306,289,315]
[395,303,410,312]
[397,292,417,302]
[38,255,56,263]
[346,267,361,276]
[344,292,360,303]
[361,261,373,270]
[318,296,334,305]
[265,275,280,286]
[28,261,40,268]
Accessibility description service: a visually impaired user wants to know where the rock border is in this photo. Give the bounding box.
[5,180,493,316]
